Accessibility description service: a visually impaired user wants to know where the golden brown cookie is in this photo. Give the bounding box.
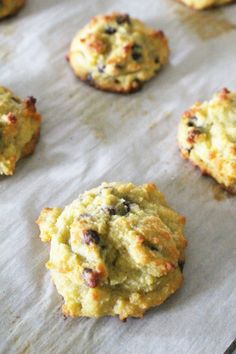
[178,88,236,193]
[68,13,169,93]
[37,182,187,320]
[0,87,41,175]
[178,0,235,10]
[0,0,25,19]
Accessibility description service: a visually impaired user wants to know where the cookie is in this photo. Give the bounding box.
[178,0,235,10]
[0,0,25,19]
[68,13,169,93]
[178,88,236,193]
[0,87,41,175]
[37,182,187,320]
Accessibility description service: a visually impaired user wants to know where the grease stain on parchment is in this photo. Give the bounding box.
[0,44,11,61]
[83,102,109,144]
[1,24,16,36]
[148,112,172,131]
[176,7,236,40]
[19,342,31,354]
[148,121,158,131]
[83,115,108,142]
[82,92,150,141]
[0,25,15,61]
[117,99,143,122]
[211,183,233,201]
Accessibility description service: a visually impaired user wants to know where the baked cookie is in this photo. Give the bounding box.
[0,87,41,175]
[68,13,169,93]
[178,88,236,193]
[178,0,235,10]
[37,182,187,320]
[0,0,25,19]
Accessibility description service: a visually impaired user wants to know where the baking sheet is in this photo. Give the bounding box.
[0,0,236,353]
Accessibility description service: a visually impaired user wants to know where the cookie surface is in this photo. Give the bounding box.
[178,0,235,10]
[68,13,169,93]
[37,182,187,320]
[178,88,236,193]
[0,0,25,18]
[0,87,41,175]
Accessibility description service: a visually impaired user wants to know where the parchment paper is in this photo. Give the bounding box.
[0,1,236,353]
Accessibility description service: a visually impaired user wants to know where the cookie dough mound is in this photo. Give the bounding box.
[0,87,41,175]
[37,182,187,320]
[178,0,235,10]
[0,0,25,18]
[68,13,169,93]
[178,88,236,193]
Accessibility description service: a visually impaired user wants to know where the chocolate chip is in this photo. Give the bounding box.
[187,122,195,127]
[83,230,100,245]
[105,26,117,35]
[123,201,130,213]
[116,14,130,25]
[144,241,159,252]
[154,57,160,64]
[98,64,106,73]
[132,44,142,61]
[178,261,185,273]
[116,201,131,216]
[82,268,99,288]
[24,96,37,111]
[187,116,197,127]
[102,206,116,216]
[107,208,116,216]
[149,245,159,252]
[26,96,36,105]
[132,52,142,61]
[87,73,93,82]
[187,147,193,154]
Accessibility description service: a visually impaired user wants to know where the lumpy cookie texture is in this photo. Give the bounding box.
[178,88,236,193]
[37,182,187,320]
[68,13,169,93]
[0,0,25,18]
[0,87,41,175]
[178,0,235,10]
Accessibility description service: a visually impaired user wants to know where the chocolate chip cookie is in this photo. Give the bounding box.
[68,13,169,93]
[37,182,187,320]
[178,88,236,193]
[0,87,41,175]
